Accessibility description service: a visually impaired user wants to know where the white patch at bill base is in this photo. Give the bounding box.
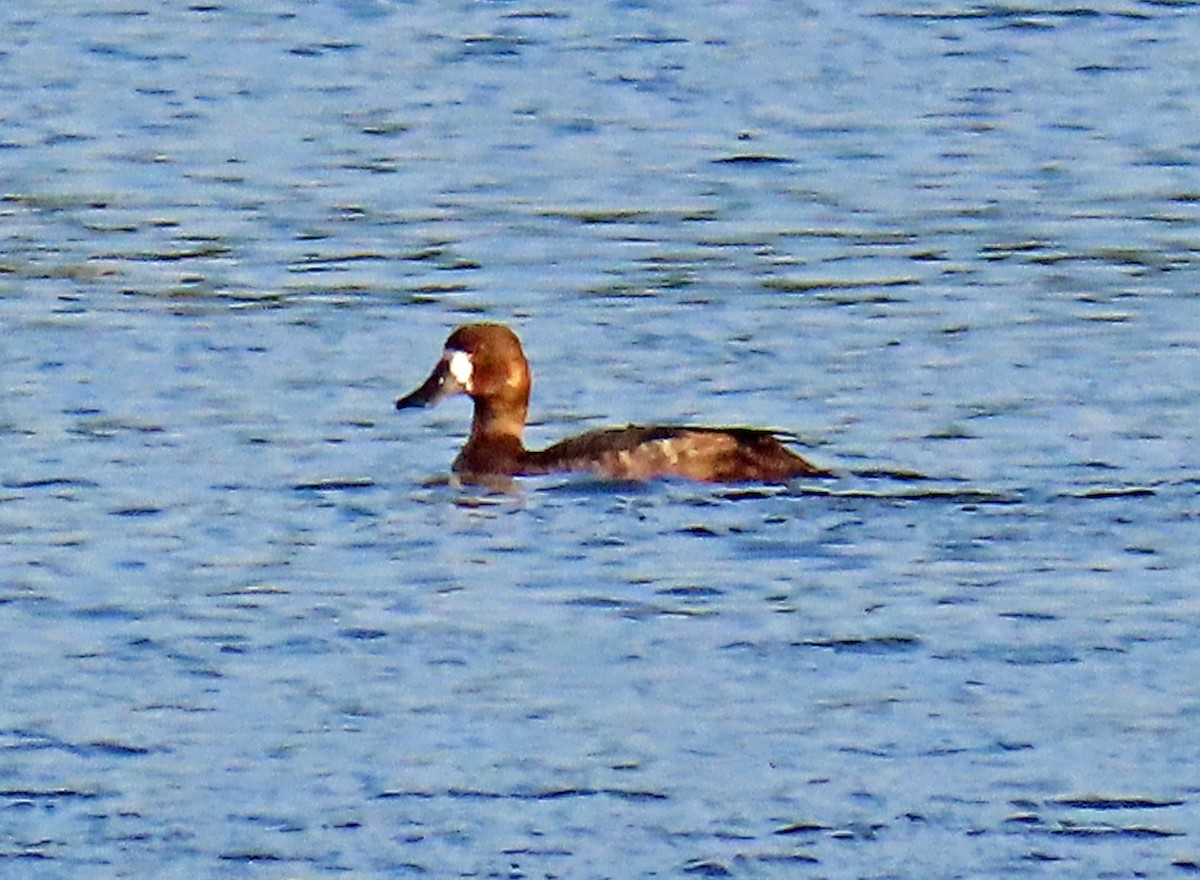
[446,348,473,390]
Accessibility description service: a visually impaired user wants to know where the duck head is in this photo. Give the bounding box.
[395,323,532,442]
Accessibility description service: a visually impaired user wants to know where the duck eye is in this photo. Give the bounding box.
[446,349,473,389]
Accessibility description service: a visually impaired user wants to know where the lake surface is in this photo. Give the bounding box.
[2,1,1200,877]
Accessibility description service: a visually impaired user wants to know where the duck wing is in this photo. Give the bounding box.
[526,425,832,483]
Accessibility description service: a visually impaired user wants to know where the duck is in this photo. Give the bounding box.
[395,323,833,484]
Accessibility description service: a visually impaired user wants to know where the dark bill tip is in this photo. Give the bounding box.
[395,362,461,410]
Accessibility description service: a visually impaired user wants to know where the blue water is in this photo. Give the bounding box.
[3,1,1200,878]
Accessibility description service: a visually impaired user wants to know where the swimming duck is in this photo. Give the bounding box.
[395,323,832,484]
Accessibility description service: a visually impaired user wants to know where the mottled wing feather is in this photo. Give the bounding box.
[526,425,830,483]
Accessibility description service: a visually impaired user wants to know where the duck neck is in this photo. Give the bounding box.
[469,396,527,447]
[454,396,528,475]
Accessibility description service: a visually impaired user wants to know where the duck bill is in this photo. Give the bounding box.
[395,361,464,410]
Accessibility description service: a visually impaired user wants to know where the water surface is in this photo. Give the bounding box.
[2,1,1199,877]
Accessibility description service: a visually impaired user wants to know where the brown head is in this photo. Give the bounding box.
[395,323,532,449]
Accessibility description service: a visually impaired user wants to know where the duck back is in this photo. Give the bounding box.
[525,425,832,483]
